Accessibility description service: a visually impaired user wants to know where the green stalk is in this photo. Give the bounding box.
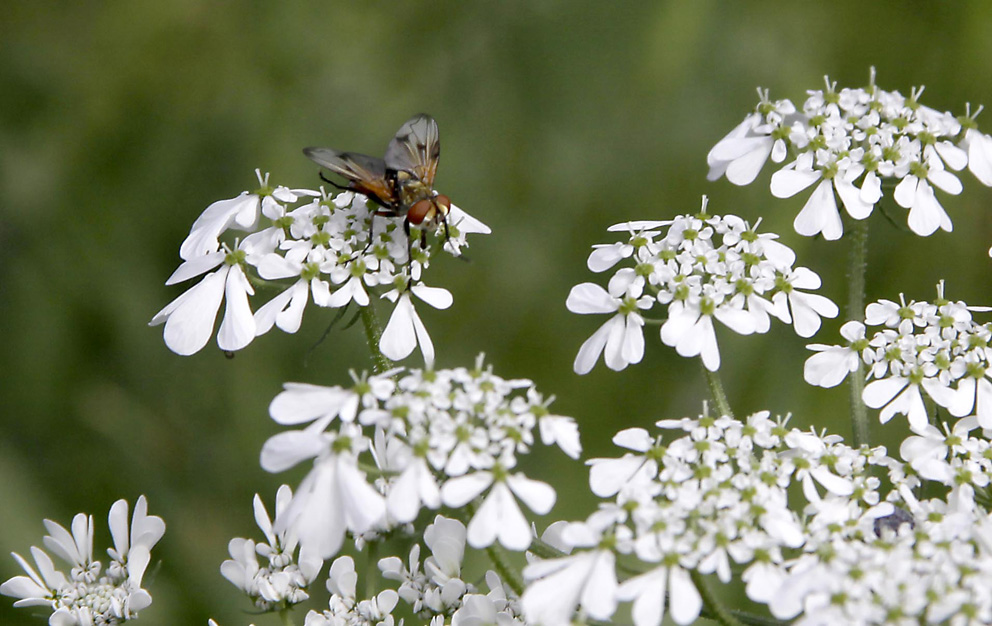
[690,570,747,626]
[846,219,870,447]
[702,361,734,418]
[485,540,525,596]
[360,305,395,374]
[365,539,380,600]
[278,608,296,626]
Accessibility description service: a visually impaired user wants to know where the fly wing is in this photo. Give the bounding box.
[303,147,395,206]
[383,114,440,186]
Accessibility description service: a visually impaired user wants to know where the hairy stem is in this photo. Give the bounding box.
[690,570,747,626]
[847,219,870,447]
[486,541,525,596]
[360,305,394,374]
[365,539,379,600]
[702,361,734,418]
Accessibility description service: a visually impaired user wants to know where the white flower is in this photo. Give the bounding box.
[1,497,163,625]
[221,486,322,610]
[567,269,652,374]
[962,124,992,185]
[262,426,386,559]
[771,266,838,338]
[537,415,582,460]
[522,534,617,624]
[441,471,556,551]
[380,285,453,367]
[386,455,442,523]
[899,417,980,484]
[660,293,756,372]
[616,565,702,626]
[892,163,957,236]
[804,320,867,387]
[863,376,939,433]
[150,245,257,355]
[179,170,306,260]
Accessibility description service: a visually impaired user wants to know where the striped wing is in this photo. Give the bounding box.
[303,147,395,206]
[384,114,440,186]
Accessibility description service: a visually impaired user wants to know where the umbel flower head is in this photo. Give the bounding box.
[567,197,837,373]
[220,485,323,613]
[805,281,992,433]
[1,496,164,625]
[259,355,579,560]
[708,69,992,239]
[150,169,489,365]
[522,406,992,626]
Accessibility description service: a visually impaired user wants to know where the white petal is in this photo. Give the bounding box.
[725,140,774,186]
[618,568,666,626]
[770,167,820,198]
[860,170,882,204]
[834,176,873,220]
[447,204,491,235]
[863,377,909,409]
[440,472,493,508]
[574,316,621,375]
[713,306,757,336]
[907,181,950,236]
[966,130,992,185]
[539,416,582,459]
[789,292,838,338]
[566,283,617,314]
[506,474,556,515]
[803,348,857,388]
[412,284,453,310]
[269,383,350,425]
[935,140,968,171]
[380,295,418,361]
[587,245,627,273]
[667,566,702,625]
[217,266,256,351]
[467,483,528,550]
[260,430,326,472]
[158,269,227,355]
[793,179,842,240]
[893,175,918,209]
[165,251,225,285]
[336,456,386,534]
[929,168,963,195]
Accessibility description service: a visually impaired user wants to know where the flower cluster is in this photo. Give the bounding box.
[1,497,164,626]
[521,407,992,625]
[220,486,323,612]
[568,201,837,373]
[259,355,580,560]
[805,282,992,432]
[772,474,992,624]
[708,71,992,239]
[306,516,522,626]
[150,170,489,365]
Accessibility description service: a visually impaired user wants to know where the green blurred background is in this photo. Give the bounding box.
[3,1,992,623]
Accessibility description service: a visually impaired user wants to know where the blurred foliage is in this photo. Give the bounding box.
[2,1,992,624]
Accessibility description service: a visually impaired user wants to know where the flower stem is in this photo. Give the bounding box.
[690,569,747,626]
[278,608,296,626]
[360,305,394,374]
[365,539,379,600]
[702,361,734,418]
[486,540,525,596]
[847,219,870,447]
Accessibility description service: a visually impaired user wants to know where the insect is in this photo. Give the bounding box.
[303,114,452,260]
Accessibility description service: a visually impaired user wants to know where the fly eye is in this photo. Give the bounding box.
[408,199,433,225]
[435,194,451,210]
